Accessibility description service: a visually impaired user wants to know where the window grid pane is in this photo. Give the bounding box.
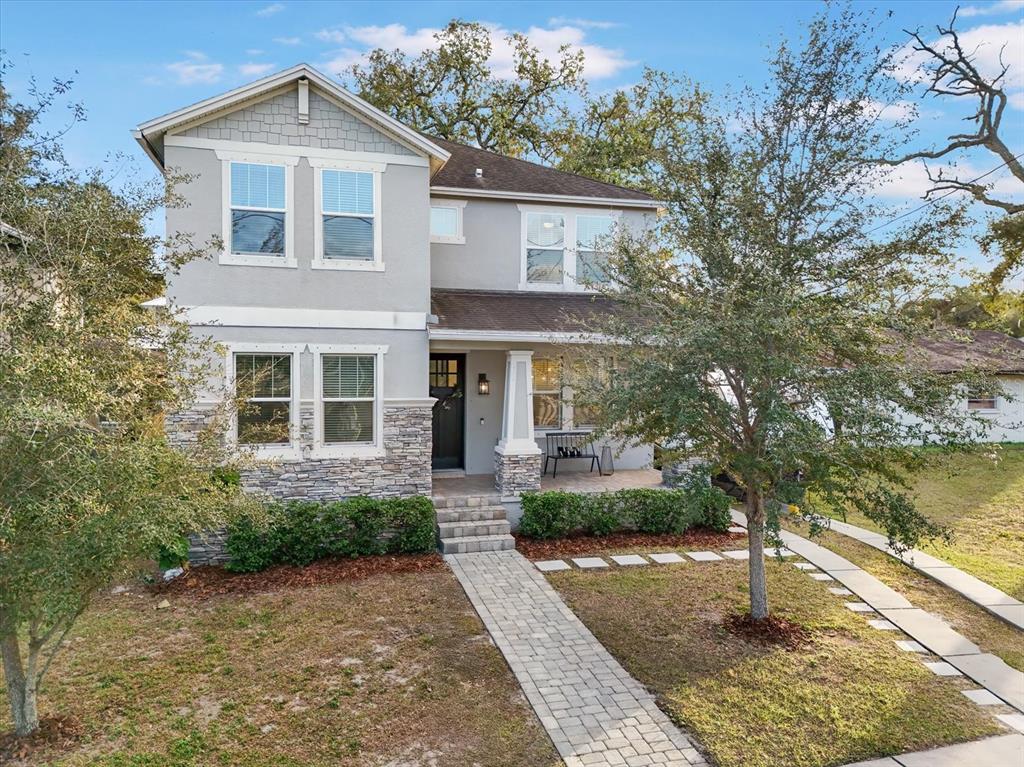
[322,355,375,399]
[235,353,291,445]
[231,162,285,209]
[322,354,376,445]
[576,215,614,250]
[430,206,459,237]
[323,215,374,260]
[232,210,285,256]
[322,170,374,215]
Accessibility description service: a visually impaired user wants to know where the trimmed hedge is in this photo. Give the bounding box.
[224,496,435,573]
[519,479,731,540]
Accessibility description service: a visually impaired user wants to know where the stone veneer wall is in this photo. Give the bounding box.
[661,456,707,487]
[494,452,542,496]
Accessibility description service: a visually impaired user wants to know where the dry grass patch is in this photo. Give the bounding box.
[1,567,560,767]
[549,559,1000,767]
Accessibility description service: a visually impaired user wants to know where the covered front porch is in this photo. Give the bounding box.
[432,467,665,500]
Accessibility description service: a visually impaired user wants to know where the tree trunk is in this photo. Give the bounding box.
[1,632,39,736]
[745,490,770,620]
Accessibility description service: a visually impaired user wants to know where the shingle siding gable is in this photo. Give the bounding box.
[179,87,416,155]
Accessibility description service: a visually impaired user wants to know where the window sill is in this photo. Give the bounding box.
[517,282,605,293]
[311,258,385,272]
[220,253,297,268]
[241,444,303,461]
[309,444,386,459]
[431,235,466,245]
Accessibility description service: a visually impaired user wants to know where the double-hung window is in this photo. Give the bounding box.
[532,357,563,429]
[967,390,997,411]
[313,161,383,270]
[576,215,615,286]
[234,352,293,445]
[316,350,384,455]
[230,162,287,258]
[525,212,565,285]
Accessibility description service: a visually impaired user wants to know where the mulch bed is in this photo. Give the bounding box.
[514,528,745,560]
[722,612,812,650]
[0,716,83,764]
[154,553,446,599]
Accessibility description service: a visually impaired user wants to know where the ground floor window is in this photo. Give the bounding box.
[321,354,376,444]
[967,390,997,410]
[532,357,563,428]
[234,352,292,444]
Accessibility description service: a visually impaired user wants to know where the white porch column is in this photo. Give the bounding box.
[494,350,542,495]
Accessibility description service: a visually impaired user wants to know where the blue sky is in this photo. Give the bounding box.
[1,0,1021,274]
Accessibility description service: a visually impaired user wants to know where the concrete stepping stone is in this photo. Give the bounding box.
[648,552,686,564]
[877,608,980,656]
[924,661,962,677]
[721,549,749,560]
[793,562,818,570]
[943,653,1024,712]
[535,560,570,572]
[728,526,747,534]
[571,557,609,569]
[896,640,928,653]
[962,689,1005,706]
[610,554,648,567]
[829,586,853,596]
[830,569,913,609]
[845,602,874,613]
[687,551,723,562]
[989,604,1024,628]
[895,734,1024,767]
[868,619,900,631]
[764,547,797,557]
[996,714,1024,734]
[809,573,834,581]
[842,759,900,767]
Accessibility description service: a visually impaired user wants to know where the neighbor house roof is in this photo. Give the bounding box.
[134,64,450,169]
[430,288,633,341]
[427,136,658,207]
[906,329,1024,375]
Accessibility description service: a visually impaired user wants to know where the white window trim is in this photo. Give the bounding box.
[967,395,999,413]
[310,344,388,458]
[517,204,621,292]
[225,342,304,460]
[311,158,385,272]
[217,152,298,268]
[430,198,467,244]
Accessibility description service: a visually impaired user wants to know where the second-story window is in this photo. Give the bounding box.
[430,199,466,244]
[230,162,286,257]
[526,212,565,285]
[321,169,375,261]
[576,215,615,286]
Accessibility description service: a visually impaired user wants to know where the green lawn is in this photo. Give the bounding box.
[1,565,560,767]
[827,445,1024,600]
[548,557,1002,767]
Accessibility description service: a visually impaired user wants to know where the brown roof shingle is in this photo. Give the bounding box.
[430,289,631,335]
[427,136,655,203]
[905,329,1024,374]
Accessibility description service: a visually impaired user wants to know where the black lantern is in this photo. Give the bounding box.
[477,373,491,395]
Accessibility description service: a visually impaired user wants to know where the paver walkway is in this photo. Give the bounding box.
[816,515,1023,630]
[446,550,708,767]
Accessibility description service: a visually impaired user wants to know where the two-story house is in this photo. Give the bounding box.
[135,64,660,520]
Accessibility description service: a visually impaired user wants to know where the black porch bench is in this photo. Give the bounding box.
[543,431,602,478]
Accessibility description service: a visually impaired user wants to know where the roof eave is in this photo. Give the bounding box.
[429,185,663,210]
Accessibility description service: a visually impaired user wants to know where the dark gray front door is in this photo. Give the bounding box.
[430,354,465,470]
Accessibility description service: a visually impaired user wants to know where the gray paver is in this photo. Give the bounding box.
[611,554,649,567]
[877,608,980,657]
[793,562,818,570]
[893,734,1024,767]
[686,551,723,562]
[988,604,1024,626]
[536,559,571,572]
[924,661,962,677]
[841,759,901,767]
[573,557,610,569]
[721,550,749,560]
[445,551,706,765]
[829,587,853,596]
[809,572,835,581]
[961,688,1004,706]
[649,552,686,564]
[845,602,875,613]
[868,619,900,631]
[942,653,1024,712]
[764,547,797,557]
[996,714,1024,734]
[895,640,927,653]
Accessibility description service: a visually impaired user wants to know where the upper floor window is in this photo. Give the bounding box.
[322,170,374,261]
[526,212,565,285]
[230,162,286,257]
[430,199,466,244]
[576,215,615,286]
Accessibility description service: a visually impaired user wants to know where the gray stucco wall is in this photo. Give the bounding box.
[181,86,415,155]
[165,145,430,314]
[430,198,653,292]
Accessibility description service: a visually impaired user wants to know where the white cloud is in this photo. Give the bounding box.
[315,27,346,43]
[893,20,1023,109]
[863,99,918,121]
[958,0,1024,17]
[547,17,621,30]
[166,51,223,85]
[873,158,1024,200]
[321,21,634,80]
[246,48,265,56]
[273,36,301,45]
[239,62,276,77]
[256,3,284,17]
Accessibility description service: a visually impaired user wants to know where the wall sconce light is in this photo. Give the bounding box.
[477,373,491,396]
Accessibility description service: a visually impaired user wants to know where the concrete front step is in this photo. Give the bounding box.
[432,494,503,510]
[438,519,512,540]
[440,534,516,554]
[435,507,507,524]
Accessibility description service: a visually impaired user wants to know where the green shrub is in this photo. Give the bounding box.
[519,491,583,539]
[223,496,436,572]
[622,488,693,534]
[675,471,732,532]
[579,493,620,536]
[156,534,191,570]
